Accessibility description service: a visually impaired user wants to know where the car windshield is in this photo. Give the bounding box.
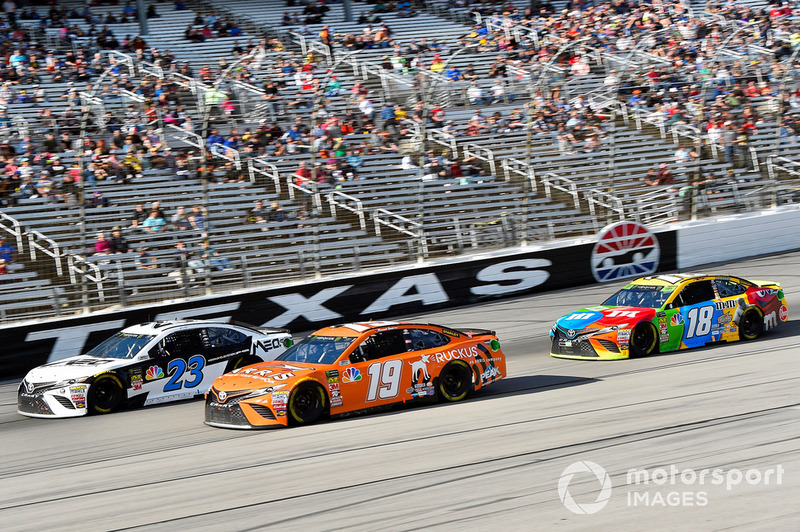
[276,335,356,365]
[602,286,672,309]
[87,332,156,359]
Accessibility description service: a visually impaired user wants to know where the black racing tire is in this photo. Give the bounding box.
[739,307,763,341]
[288,382,326,425]
[225,355,261,373]
[437,360,473,402]
[629,322,658,357]
[89,374,125,414]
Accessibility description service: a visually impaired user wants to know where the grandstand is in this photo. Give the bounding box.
[0,0,799,322]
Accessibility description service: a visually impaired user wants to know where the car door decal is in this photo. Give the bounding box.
[163,355,206,392]
[365,359,403,402]
[685,305,714,339]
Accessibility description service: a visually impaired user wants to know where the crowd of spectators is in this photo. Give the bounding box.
[1,0,800,282]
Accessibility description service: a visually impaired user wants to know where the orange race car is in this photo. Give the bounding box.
[204,321,506,429]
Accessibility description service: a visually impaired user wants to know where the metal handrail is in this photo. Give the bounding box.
[67,254,106,303]
[462,143,496,177]
[501,157,536,190]
[27,229,63,276]
[250,158,281,193]
[286,176,323,211]
[0,211,24,252]
[328,191,366,230]
[542,173,580,209]
[210,142,241,169]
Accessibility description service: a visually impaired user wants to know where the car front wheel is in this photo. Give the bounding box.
[89,374,125,414]
[629,322,658,357]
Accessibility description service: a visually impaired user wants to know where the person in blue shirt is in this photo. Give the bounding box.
[0,236,16,264]
[123,2,136,18]
[207,128,225,146]
[445,66,463,81]
[142,211,167,233]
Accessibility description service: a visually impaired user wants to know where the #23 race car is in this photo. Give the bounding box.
[551,274,788,360]
[205,321,506,429]
[18,320,293,418]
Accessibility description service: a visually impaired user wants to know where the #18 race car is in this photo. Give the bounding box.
[18,320,293,418]
[551,274,788,360]
[205,321,506,429]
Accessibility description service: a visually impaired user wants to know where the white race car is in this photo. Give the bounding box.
[18,320,293,418]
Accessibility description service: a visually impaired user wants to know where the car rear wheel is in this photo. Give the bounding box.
[739,307,763,341]
[629,322,658,357]
[438,360,473,402]
[288,382,325,425]
[89,374,125,414]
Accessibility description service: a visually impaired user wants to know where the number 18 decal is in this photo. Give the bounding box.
[366,359,403,402]
[685,306,714,339]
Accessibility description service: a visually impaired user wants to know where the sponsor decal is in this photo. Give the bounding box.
[481,366,502,382]
[670,314,684,326]
[591,221,660,282]
[617,329,631,340]
[276,409,287,417]
[342,367,362,383]
[69,385,87,409]
[69,385,87,393]
[559,311,604,330]
[433,346,479,363]
[717,314,732,325]
[660,334,670,343]
[606,310,640,318]
[325,370,339,383]
[780,305,788,321]
[409,355,431,382]
[256,337,287,354]
[271,391,289,406]
[755,289,777,298]
[716,300,738,310]
[339,360,351,366]
[145,365,164,380]
[328,382,340,391]
[330,388,343,407]
[131,374,143,391]
[441,328,460,338]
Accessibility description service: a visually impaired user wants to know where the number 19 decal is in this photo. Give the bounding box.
[685,306,714,339]
[366,359,403,402]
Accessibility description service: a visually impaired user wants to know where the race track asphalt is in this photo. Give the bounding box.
[2,251,799,531]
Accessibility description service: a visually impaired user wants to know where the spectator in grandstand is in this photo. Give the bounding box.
[109,227,130,254]
[171,206,192,231]
[268,201,287,222]
[0,236,16,265]
[188,205,206,233]
[135,247,157,270]
[142,210,167,234]
[248,200,267,224]
[94,232,112,255]
[198,241,232,271]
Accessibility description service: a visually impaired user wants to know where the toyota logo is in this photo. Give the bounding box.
[567,329,576,339]
[217,390,227,401]
[25,381,34,393]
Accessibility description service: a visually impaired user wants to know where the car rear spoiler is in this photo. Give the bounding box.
[458,328,497,338]
[751,280,782,289]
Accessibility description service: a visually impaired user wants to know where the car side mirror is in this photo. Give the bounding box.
[349,349,366,364]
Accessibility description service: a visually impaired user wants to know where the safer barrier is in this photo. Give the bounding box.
[0,226,678,378]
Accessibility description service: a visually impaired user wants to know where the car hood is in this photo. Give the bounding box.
[555,306,656,331]
[24,356,132,384]
[213,361,320,391]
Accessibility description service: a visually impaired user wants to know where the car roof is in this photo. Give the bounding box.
[120,320,254,336]
[313,321,451,337]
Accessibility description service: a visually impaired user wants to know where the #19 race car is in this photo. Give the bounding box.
[18,320,293,418]
[551,274,788,360]
[205,321,506,429]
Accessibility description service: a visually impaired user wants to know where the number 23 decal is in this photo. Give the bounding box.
[163,355,206,392]
[685,306,714,339]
